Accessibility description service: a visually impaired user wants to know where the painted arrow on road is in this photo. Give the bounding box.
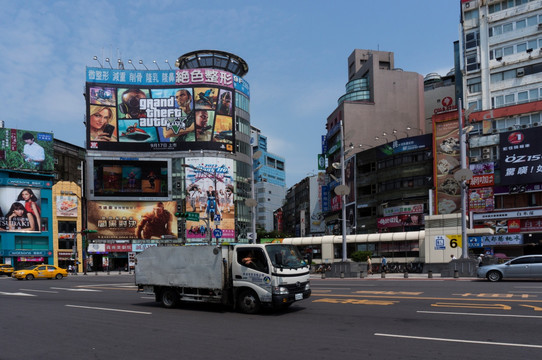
[431,302,511,310]
[50,287,102,292]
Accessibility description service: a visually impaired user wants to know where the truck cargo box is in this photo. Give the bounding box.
[135,246,224,289]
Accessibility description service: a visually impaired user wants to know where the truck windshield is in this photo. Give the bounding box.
[265,245,306,269]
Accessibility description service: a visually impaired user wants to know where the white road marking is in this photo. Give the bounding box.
[20,289,58,293]
[65,304,151,315]
[375,333,542,349]
[0,291,36,297]
[417,310,542,319]
[50,287,102,292]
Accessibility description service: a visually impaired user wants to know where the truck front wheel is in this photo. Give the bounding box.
[237,290,261,314]
[161,288,179,308]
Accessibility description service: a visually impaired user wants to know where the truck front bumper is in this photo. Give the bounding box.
[272,289,311,305]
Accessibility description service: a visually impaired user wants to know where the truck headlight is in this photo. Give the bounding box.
[273,286,289,295]
[305,283,310,291]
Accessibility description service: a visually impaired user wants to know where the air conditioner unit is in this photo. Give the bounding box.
[538,24,542,30]
[508,127,514,131]
[492,129,499,134]
[521,124,528,129]
[470,157,480,163]
[516,68,525,77]
[482,154,491,160]
[534,122,539,127]
[483,148,491,154]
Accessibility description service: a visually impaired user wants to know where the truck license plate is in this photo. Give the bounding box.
[295,293,303,301]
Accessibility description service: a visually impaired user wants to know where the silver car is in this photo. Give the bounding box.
[477,255,542,282]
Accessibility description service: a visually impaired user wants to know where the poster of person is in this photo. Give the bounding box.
[0,187,42,232]
[184,157,235,241]
[0,128,54,172]
[86,201,177,240]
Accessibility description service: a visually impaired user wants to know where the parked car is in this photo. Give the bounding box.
[0,264,14,276]
[477,255,542,282]
[11,265,68,280]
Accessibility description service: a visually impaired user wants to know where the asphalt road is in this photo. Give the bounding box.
[2,274,542,359]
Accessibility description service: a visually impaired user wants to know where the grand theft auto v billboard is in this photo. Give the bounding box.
[86,67,250,153]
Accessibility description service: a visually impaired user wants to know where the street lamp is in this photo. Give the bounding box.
[406,126,423,135]
[456,99,475,259]
[333,120,350,262]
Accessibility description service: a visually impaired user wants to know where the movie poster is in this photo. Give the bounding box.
[184,157,235,241]
[86,201,177,240]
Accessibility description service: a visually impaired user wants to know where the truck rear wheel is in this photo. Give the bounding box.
[237,290,261,314]
[161,289,179,308]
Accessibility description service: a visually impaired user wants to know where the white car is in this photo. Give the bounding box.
[477,255,542,282]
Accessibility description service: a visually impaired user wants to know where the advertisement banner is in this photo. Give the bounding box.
[184,157,235,241]
[56,195,78,217]
[85,68,244,153]
[434,118,461,214]
[377,214,423,229]
[86,201,178,240]
[0,187,42,232]
[499,127,542,185]
[468,187,494,213]
[0,128,54,172]
[383,204,424,217]
[469,234,523,246]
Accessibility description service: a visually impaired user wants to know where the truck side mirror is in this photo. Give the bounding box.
[275,253,283,266]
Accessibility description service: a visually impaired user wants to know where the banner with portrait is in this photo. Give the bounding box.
[184,157,235,241]
[0,187,42,232]
[0,128,54,172]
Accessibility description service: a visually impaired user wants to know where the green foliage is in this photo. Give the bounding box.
[351,250,372,262]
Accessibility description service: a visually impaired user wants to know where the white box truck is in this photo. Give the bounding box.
[135,243,311,313]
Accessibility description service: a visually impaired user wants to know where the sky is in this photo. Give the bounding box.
[0,0,460,188]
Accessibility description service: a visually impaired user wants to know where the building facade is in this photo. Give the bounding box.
[250,126,286,232]
[455,0,542,257]
[84,50,254,270]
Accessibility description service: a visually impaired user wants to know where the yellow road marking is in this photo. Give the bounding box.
[431,302,511,310]
[520,305,542,311]
[310,293,542,303]
[314,298,398,305]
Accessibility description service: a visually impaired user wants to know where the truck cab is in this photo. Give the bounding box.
[231,244,311,313]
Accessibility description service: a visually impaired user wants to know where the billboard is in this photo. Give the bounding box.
[434,118,461,214]
[89,157,171,200]
[56,195,78,217]
[499,127,542,185]
[0,187,42,232]
[0,128,54,172]
[85,67,249,153]
[86,200,177,240]
[184,157,235,241]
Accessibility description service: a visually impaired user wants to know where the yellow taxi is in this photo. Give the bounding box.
[11,264,68,280]
[0,264,14,276]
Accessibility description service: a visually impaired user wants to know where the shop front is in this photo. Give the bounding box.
[1,250,54,270]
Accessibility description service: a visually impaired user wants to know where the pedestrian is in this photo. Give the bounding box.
[367,256,373,275]
[381,256,387,273]
[68,264,73,273]
[451,254,457,260]
[477,254,484,266]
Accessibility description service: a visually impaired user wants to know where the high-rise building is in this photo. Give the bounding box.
[452,0,542,257]
[250,126,286,232]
